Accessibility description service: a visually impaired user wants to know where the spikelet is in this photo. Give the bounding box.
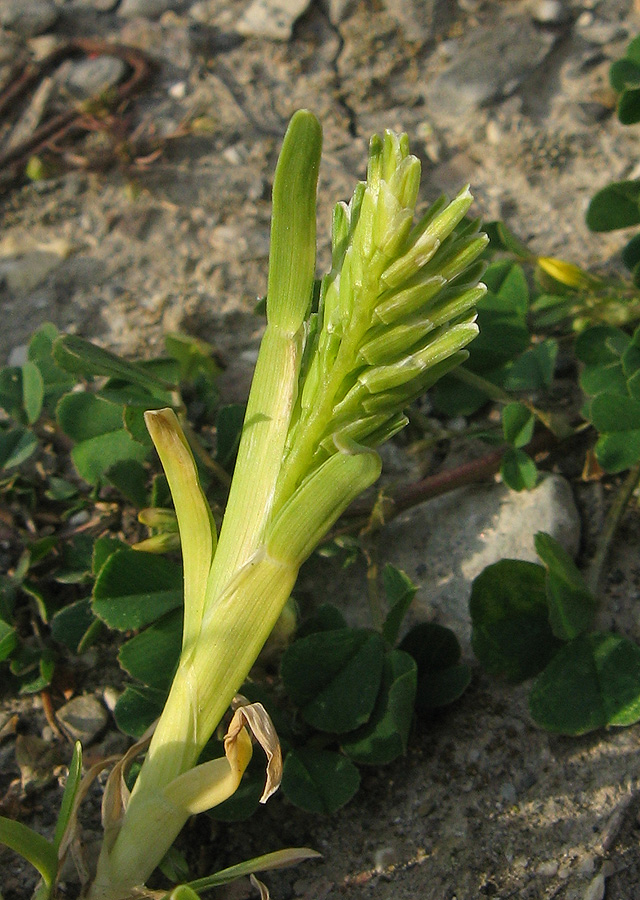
[274,129,488,515]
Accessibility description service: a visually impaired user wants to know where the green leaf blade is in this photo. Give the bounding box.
[341,649,417,764]
[534,532,597,641]
[281,628,385,733]
[0,816,57,887]
[93,549,183,630]
[281,748,360,814]
[470,560,561,682]
[502,402,535,448]
[586,181,640,232]
[530,633,640,735]
[381,565,417,645]
[53,334,171,390]
[118,609,182,690]
[399,622,470,712]
[500,447,537,491]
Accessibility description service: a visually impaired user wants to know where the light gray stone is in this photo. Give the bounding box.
[383,0,456,43]
[117,0,172,19]
[583,872,606,900]
[65,56,128,97]
[383,474,581,642]
[7,344,27,366]
[71,0,121,11]
[0,251,65,294]
[236,0,313,40]
[324,0,357,24]
[529,0,569,25]
[427,19,556,117]
[56,694,108,746]
[0,0,58,36]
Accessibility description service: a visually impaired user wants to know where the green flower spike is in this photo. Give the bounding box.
[88,110,487,900]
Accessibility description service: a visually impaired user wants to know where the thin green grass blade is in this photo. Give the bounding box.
[0,816,57,887]
[182,848,322,893]
[53,741,82,851]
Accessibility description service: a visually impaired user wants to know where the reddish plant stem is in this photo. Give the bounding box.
[341,428,560,529]
[0,38,152,181]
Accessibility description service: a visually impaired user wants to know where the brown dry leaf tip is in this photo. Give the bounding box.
[58,752,129,888]
[231,695,283,802]
[100,724,156,850]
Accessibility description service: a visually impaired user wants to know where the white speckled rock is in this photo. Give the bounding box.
[56,694,108,745]
[428,19,557,116]
[236,0,313,40]
[384,474,581,642]
[65,56,128,97]
[117,0,173,19]
[0,0,58,37]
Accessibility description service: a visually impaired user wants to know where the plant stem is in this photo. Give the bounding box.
[339,428,560,530]
[451,364,513,404]
[584,461,640,597]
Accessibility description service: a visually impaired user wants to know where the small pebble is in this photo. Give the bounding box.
[537,860,559,877]
[236,0,313,41]
[583,873,605,900]
[102,686,120,713]
[0,0,58,37]
[56,695,108,746]
[65,56,128,97]
[118,0,172,19]
[168,80,186,99]
[530,0,568,25]
[7,344,28,366]
[68,509,91,527]
[0,252,65,295]
[27,34,59,60]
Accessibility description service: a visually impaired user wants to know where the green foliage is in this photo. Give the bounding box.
[281,628,386,733]
[0,312,473,830]
[111,560,467,815]
[0,324,223,698]
[471,532,640,735]
[0,741,83,899]
[282,749,361,814]
[534,532,598,641]
[93,549,183,630]
[577,323,640,471]
[587,35,640,285]
[399,623,471,712]
[470,559,559,681]
[6,83,640,893]
[529,633,640,734]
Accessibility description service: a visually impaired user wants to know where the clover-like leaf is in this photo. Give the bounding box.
[500,447,537,491]
[341,649,417,764]
[534,532,597,641]
[530,632,640,735]
[281,628,385,733]
[399,622,470,712]
[118,609,182,691]
[587,181,640,232]
[471,560,561,682]
[93,548,183,630]
[281,748,360,814]
[381,564,417,646]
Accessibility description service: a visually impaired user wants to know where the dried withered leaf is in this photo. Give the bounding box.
[231,695,283,802]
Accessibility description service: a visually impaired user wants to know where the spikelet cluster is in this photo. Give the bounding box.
[279,130,488,494]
